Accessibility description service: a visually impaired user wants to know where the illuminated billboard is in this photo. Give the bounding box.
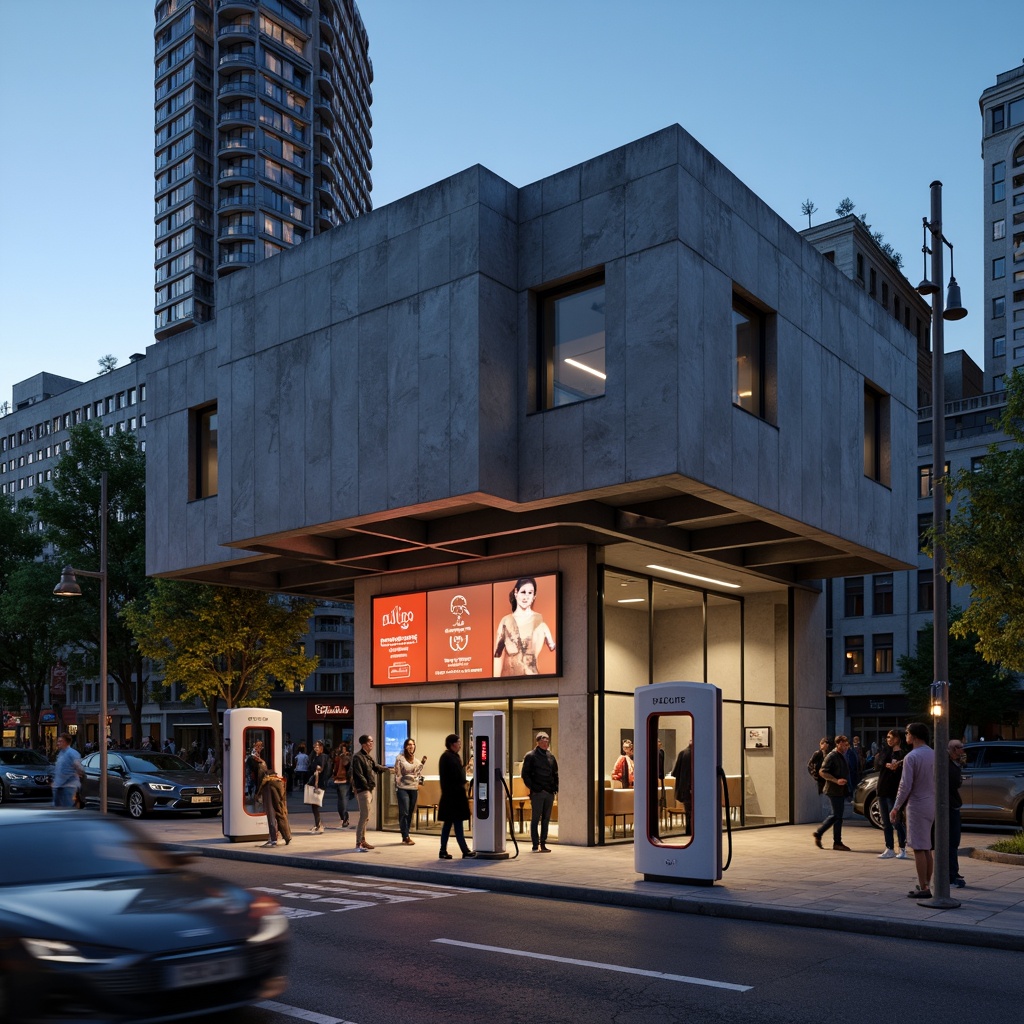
[372,574,559,686]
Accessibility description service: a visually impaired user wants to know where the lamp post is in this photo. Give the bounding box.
[53,470,108,814]
[917,181,966,909]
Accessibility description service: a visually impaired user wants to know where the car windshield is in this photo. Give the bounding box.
[0,750,50,767]
[123,753,196,772]
[0,818,176,886]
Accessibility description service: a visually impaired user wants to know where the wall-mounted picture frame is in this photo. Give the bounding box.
[744,726,771,750]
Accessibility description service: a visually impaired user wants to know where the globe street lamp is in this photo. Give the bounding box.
[53,471,108,814]
[916,181,967,909]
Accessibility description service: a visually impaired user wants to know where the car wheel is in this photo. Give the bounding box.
[866,793,884,830]
[126,788,147,819]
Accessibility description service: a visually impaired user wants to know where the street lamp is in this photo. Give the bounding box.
[53,470,108,814]
[916,181,966,909]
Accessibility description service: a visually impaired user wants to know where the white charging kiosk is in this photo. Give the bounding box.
[471,710,509,859]
[222,707,282,842]
[634,682,722,884]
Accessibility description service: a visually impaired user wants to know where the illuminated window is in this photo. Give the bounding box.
[191,404,218,499]
[844,635,864,675]
[732,293,775,421]
[873,634,893,674]
[538,275,606,409]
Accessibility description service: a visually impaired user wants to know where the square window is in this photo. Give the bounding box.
[538,276,606,409]
[732,293,775,420]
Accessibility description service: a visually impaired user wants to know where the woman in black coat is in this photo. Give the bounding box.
[306,739,331,834]
[438,734,476,860]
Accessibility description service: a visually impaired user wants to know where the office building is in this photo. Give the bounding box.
[143,125,921,843]
[153,0,372,340]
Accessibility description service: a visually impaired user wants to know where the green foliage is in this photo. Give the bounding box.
[897,616,1019,738]
[942,369,1024,674]
[989,831,1024,855]
[125,580,318,755]
[836,197,855,217]
[25,422,151,739]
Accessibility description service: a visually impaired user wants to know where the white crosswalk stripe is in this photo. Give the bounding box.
[251,875,485,916]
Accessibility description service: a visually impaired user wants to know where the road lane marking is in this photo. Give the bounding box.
[255,999,354,1023]
[432,939,752,992]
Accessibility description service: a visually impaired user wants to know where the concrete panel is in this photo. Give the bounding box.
[278,272,305,344]
[798,332,823,528]
[329,319,360,520]
[729,215,759,299]
[477,277,519,500]
[676,244,706,480]
[541,203,583,283]
[303,328,332,527]
[358,240,389,312]
[478,204,517,287]
[231,298,255,363]
[677,168,705,253]
[386,296,421,508]
[448,276,481,496]
[254,284,280,354]
[541,166,581,214]
[625,126,678,182]
[330,253,360,324]
[252,347,282,538]
[730,409,760,504]
[540,402,584,498]
[700,263,734,492]
[416,285,452,504]
[625,165,679,255]
[517,217,543,289]
[356,308,389,514]
[418,217,452,293]
[582,186,625,267]
[303,264,332,336]
[387,228,419,304]
[581,144,627,199]
[450,205,481,282]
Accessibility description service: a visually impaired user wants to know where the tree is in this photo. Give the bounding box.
[126,580,317,762]
[836,197,855,217]
[897,616,1019,739]
[97,354,118,374]
[26,422,151,743]
[801,198,817,228]
[941,369,1024,673]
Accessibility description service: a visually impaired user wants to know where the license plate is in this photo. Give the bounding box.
[168,955,244,987]
[191,796,212,803]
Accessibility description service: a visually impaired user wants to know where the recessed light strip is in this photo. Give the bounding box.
[563,357,606,380]
[617,598,646,604]
[646,564,741,590]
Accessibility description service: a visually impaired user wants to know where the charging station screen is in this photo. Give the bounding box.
[372,574,560,685]
[647,712,694,848]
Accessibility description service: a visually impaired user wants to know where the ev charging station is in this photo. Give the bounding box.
[471,710,509,859]
[634,681,723,884]
[222,707,282,842]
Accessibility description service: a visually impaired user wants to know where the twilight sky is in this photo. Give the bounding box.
[1,0,1015,403]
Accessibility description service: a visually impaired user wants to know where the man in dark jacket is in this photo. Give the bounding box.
[875,729,906,859]
[350,734,392,852]
[256,773,291,847]
[521,732,558,852]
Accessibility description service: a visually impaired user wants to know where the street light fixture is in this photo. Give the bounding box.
[920,181,965,909]
[53,470,108,814]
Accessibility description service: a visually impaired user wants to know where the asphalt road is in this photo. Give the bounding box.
[194,858,1018,1024]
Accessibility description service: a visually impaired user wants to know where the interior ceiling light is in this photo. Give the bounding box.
[617,598,646,604]
[646,564,741,590]
[564,357,606,380]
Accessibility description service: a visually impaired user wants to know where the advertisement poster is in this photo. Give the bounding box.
[372,574,559,685]
[426,583,493,680]
[372,591,427,686]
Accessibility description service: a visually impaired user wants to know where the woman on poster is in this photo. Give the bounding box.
[493,577,556,676]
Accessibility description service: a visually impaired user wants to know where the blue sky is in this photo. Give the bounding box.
[0,0,1014,404]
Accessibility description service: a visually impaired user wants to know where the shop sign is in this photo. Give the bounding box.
[50,662,67,700]
[307,699,352,719]
[371,573,559,686]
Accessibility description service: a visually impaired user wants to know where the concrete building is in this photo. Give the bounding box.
[153,0,372,340]
[143,125,920,844]
[980,62,1024,392]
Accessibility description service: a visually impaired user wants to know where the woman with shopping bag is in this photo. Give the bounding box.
[305,739,330,834]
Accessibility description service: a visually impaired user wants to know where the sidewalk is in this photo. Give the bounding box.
[146,800,1024,952]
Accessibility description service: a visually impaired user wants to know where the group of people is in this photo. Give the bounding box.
[809,724,967,896]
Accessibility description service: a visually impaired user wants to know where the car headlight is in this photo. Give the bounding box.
[247,895,289,944]
[147,783,176,792]
[21,938,119,965]
[3,771,31,780]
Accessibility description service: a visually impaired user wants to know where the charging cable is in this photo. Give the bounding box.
[717,766,734,871]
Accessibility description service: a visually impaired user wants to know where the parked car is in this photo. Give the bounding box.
[853,740,1024,829]
[80,750,222,819]
[0,749,53,804]
[0,808,289,1022]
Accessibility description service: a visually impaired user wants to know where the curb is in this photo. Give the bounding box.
[966,846,1024,866]
[172,842,1024,953]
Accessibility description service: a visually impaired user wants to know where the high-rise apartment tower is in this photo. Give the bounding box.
[153,0,372,340]
[979,63,1024,390]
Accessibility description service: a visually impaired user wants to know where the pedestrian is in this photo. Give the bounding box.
[394,738,427,845]
[851,735,865,774]
[350,734,392,852]
[256,771,291,847]
[438,734,476,859]
[330,741,352,827]
[611,739,634,788]
[812,735,852,851]
[875,729,907,860]
[671,743,693,836]
[844,734,861,803]
[305,739,330,834]
[245,739,269,809]
[807,737,830,812]
[948,738,966,888]
[283,733,295,793]
[294,743,309,789]
[521,731,558,852]
[51,732,83,808]
[891,722,936,899]
[204,747,215,773]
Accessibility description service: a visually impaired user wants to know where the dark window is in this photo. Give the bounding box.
[872,634,894,674]
[856,253,864,282]
[732,294,771,419]
[191,404,218,499]
[844,635,864,675]
[917,569,933,612]
[869,268,877,297]
[994,257,1006,280]
[917,513,932,550]
[992,105,1005,134]
[844,577,864,617]
[994,335,1006,357]
[538,275,605,409]
[984,745,1024,768]
[864,384,889,484]
[993,161,1006,203]
[872,574,893,615]
[994,296,1005,319]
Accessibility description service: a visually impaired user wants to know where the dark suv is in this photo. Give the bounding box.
[853,740,1024,829]
[0,748,53,803]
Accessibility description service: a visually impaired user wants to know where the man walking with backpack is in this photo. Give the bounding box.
[812,735,852,851]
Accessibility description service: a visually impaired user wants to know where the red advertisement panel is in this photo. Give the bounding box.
[426,583,493,681]
[372,591,427,686]
[491,574,558,678]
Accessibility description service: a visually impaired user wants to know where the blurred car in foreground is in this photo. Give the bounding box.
[853,740,1024,829]
[80,751,222,819]
[0,750,52,804]
[0,809,289,1023]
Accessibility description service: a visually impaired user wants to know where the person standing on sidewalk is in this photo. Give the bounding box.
[812,735,851,851]
[807,737,830,812]
[948,738,966,888]
[438,734,475,859]
[282,734,295,793]
[891,722,935,899]
[350,735,392,851]
[875,729,907,860]
[394,738,427,845]
[306,739,330,834]
[332,741,352,828]
[521,732,558,852]
[51,732,83,808]
[256,772,291,847]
